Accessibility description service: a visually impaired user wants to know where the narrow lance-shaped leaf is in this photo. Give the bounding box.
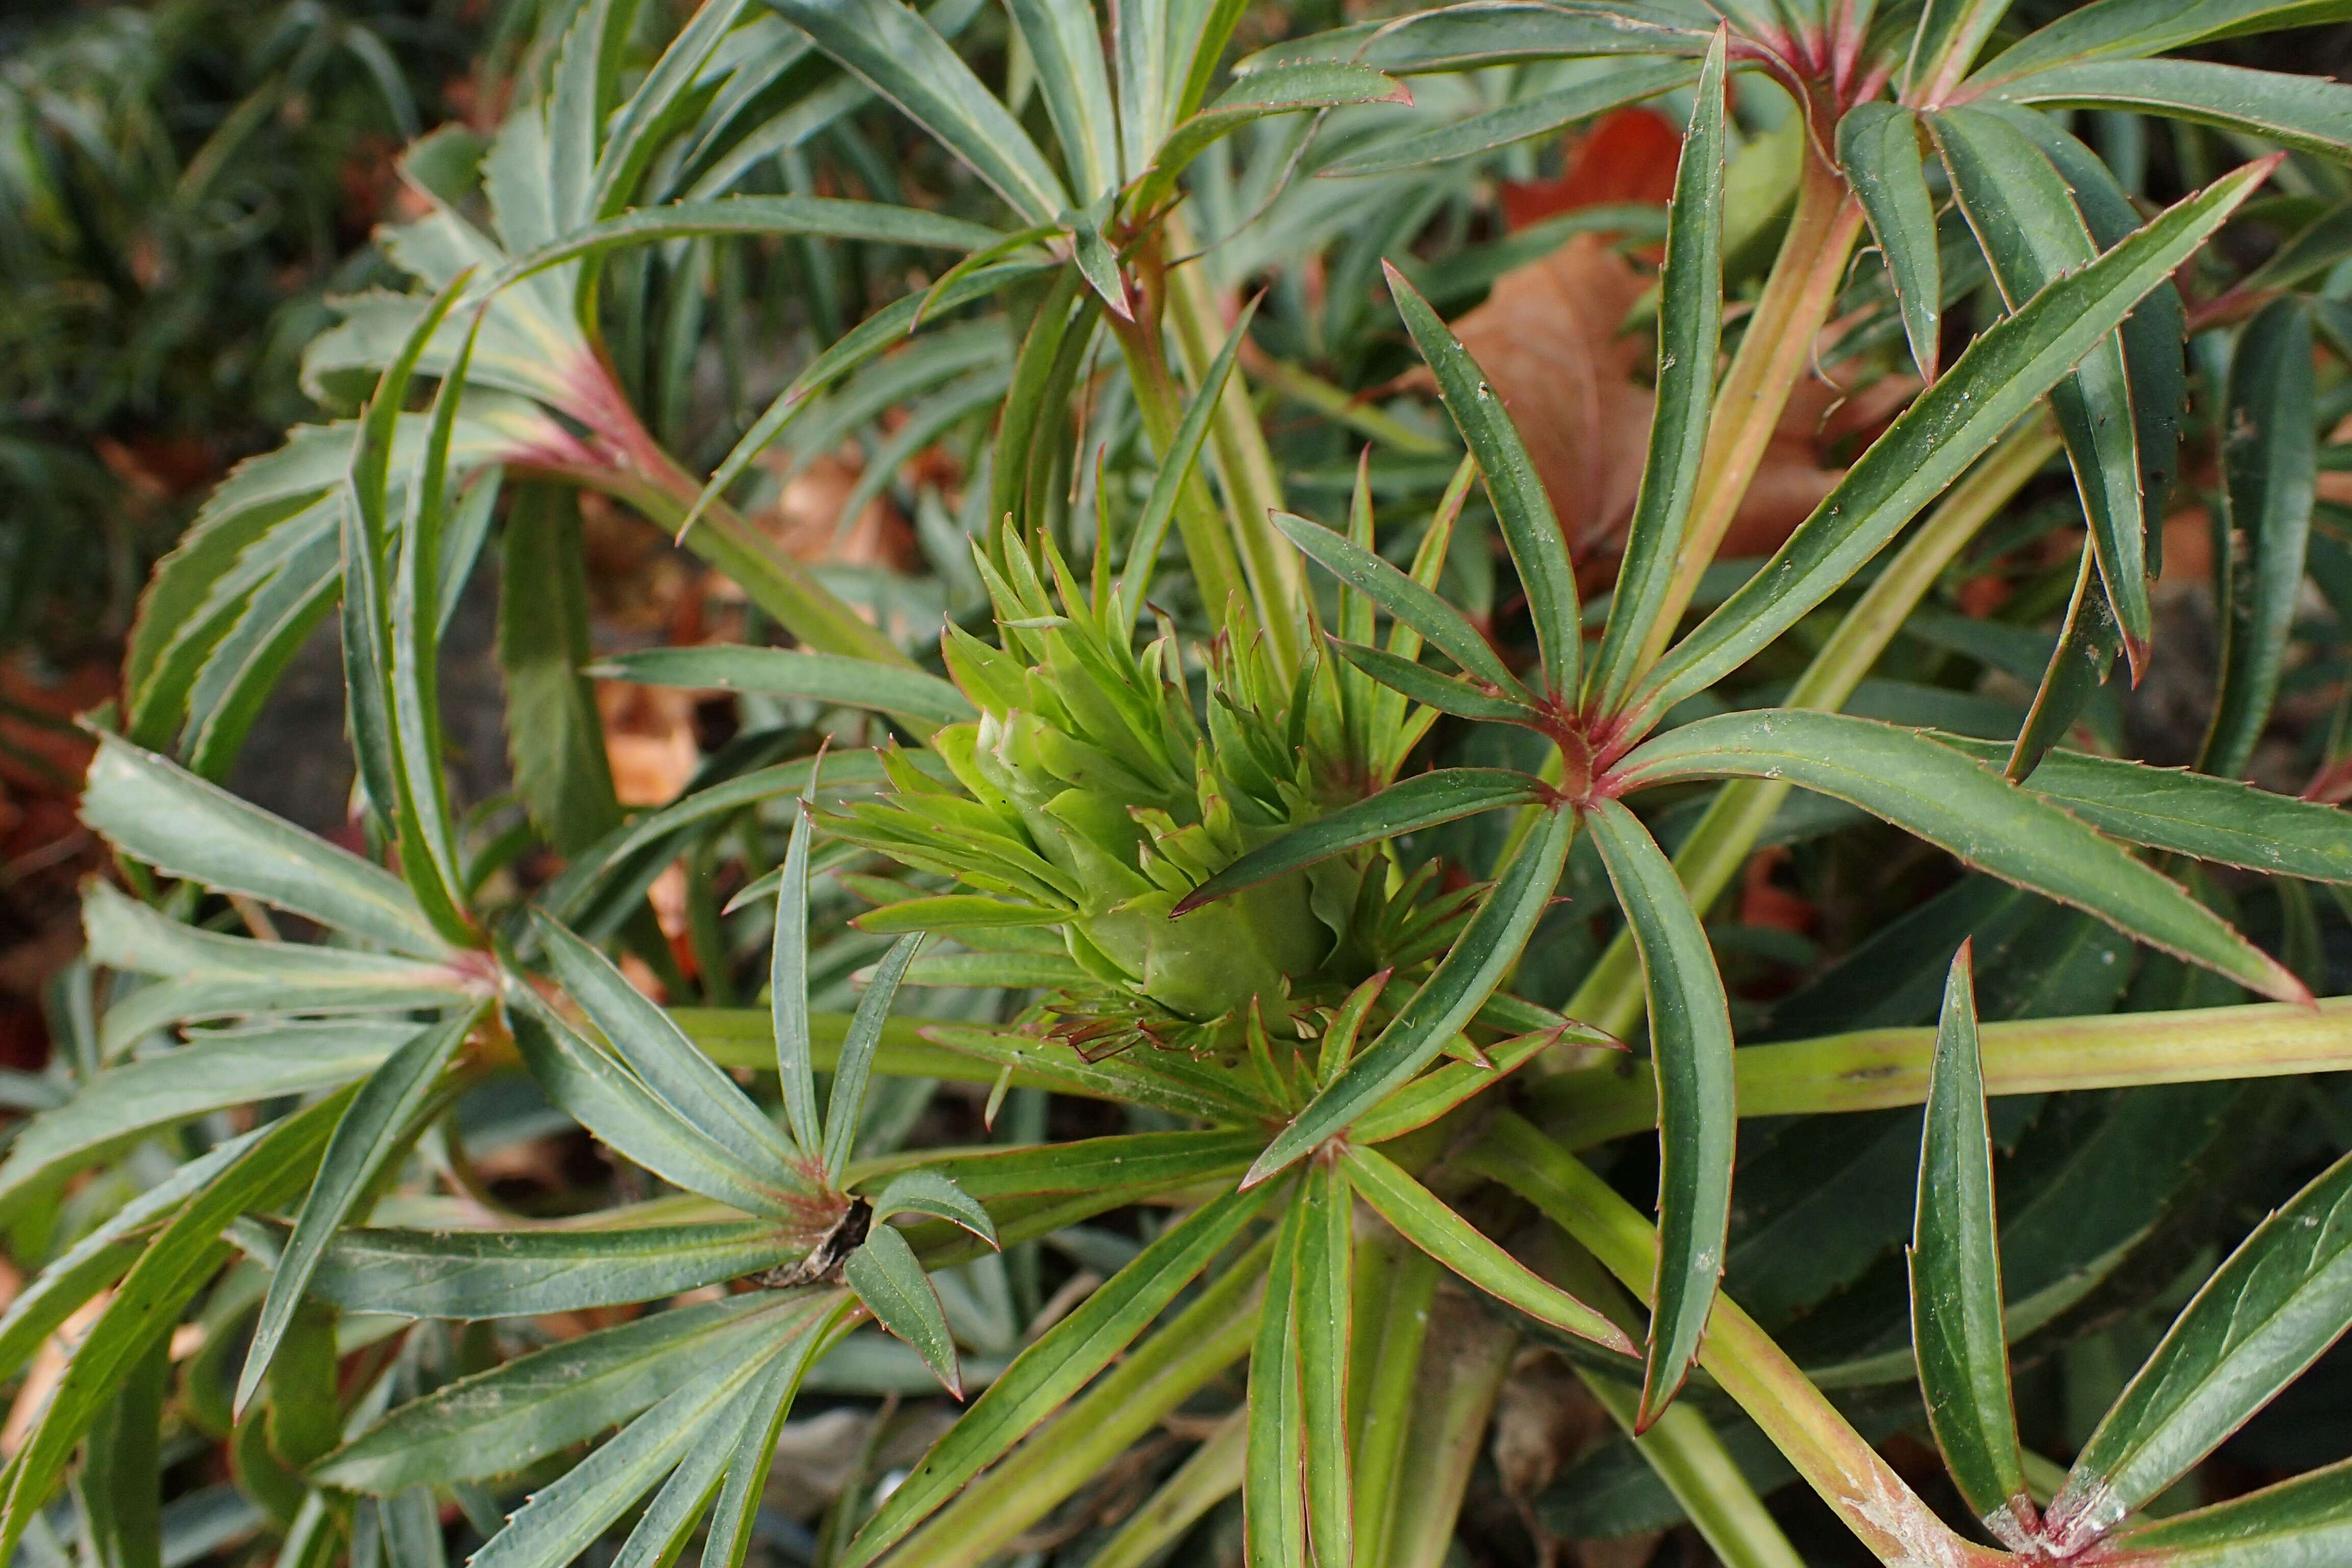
[1836,104,1942,385]
[345,272,471,827]
[1987,60,2352,163]
[2098,1455,2352,1567]
[387,304,483,944]
[1588,33,1727,715]
[292,1220,798,1319]
[495,196,1005,290]
[1319,60,1695,179]
[1296,1161,1353,1568]
[847,1222,962,1396]
[1143,63,1411,200]
[80,732,444,958]
[2201,298,2316,778]
[1244,1194,1308,1568]
[1174,768,1548,915]
[1267,510,1523,694]
[533,911,807,1189]
[500,485,623,854]
[773,803,822,1155]
[1341,1145,1633,1353]
[1908,944,2035,1550]
[1385,262,1581,695]
[867,1168,998,1246]
[1246,806,1576,1187]
[2007,548,2120,782]
[312,1294,789,1492]
[2042,1147,2352,1556]
[1003,0,1119,198]
[840,1182,1273,1566]
[823,933,925,1182]
[1631,158,2272,724]
[1611,708,2308,1002]
[1119,293,1260,617]
[1905,0,2019,102]
[1931,106,2152,679]
[235,1008,476,1416]
[594,646,975,730]
[765,0,1069,223]
[700,1308,851,1568]
[1968,0,2352,83]
[1582,798,1734,1427]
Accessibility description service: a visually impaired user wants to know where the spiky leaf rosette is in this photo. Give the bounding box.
[832,535,1471,1060]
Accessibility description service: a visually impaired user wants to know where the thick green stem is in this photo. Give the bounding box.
[1112,313,1263,654]
[1472,1116,2011,1568]
[1164,208,1306,678]
[883,1244,1264,1568]
[1083,1412,1246,1568]
[1638,146,1867,672]
[1567,420,2060,1039]
[1528,994,2352,1148]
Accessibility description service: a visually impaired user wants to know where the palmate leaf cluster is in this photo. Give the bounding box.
[11,0,2352,1565]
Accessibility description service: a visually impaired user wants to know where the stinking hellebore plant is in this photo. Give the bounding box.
[12,0,2352,1565]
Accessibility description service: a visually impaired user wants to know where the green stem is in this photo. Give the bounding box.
[1164,209,1305,669]
[1567,419,2060,1040]
[1472,1115,2011,1568]
[1373,1293,1515,1568]
[882,1242,1266,1568]
[1083,1411,1246,1568]
[1639,146,1867,671]
[1351,1237,1441,1568]
[1111,312,1262,653]
[1245,349,1451,456]
[1580,1376,1809,1568]
[1527,994,2352,1148]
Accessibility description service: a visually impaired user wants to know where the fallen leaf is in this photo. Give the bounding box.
[1501,108,1684,232]
[753,446,919,573]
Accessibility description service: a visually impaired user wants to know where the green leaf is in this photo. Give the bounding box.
[1904,0,2018,101]
[906,1130,1264,1204]
[496,195,1006,290]
[764,0,1069,222]
[0,1091,349,1562]
[1320,59,1695,178]
[1837,105,1942,384]
[824,933,924,1182]
[846,1222,962,1395]
[1246,807,1575,1186]
[1990,60,2352,161]
[773,805,822,1155]
[1384,262,1581,695]
[312,1294,790,1491]
[83,1338,167,1568]
[1632,158,2270,722]
[0,1021,415,1216]
[509,999,813,1218]
[868,1169,998,1246]
[1614,710,2306,1001]
[1297,1162,1353,1568]
[237,1009,476,1414]
[533,912,805,1188]
[1268,510,1522,693]
[80,732,444,958]
[1908,945,2033,1547]
[292,1220,797,1318]
[1582,799,1734,1425]
[1925,734,2352,880]
[0,1124,266,1386]
[2202,299,2316,777]
[1003,0,1119,197]
[499,486,623,855]
[588,0,750,220]
[1974,0,2352,84]
[1146,63,1410,194]
[841,1182,1272,1566]
[1327,636,1542,723]
[1342,1146,1633,1353]
[1118,292,1261,616]
[1297,3,1710,74]
[2043,1148,2352,1555]
[1174,768,1547,915]
[1931,106,2152,677]
[596,647,973,730]
[852,895,1061,932]
[687,259,1050,541]
[81,883,474,1055]
[466,1299,837,1568]
[2105,1458,2352,1566]
[2005,551,2120,782]
[1588,36,1727,715]
[1245,1196,1308,1568]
